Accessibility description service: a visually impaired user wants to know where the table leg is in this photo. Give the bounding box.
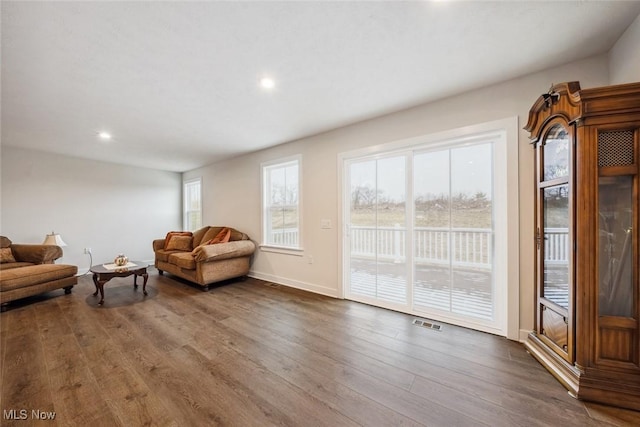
[94,277,107,305]
[142,271,149,296]
[92,273,99,296]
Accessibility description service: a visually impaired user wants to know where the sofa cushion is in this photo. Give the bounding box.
[192,226,210,247]
[167,252,196,270]
[191,231,231,255]
[163,231,192,249]
[230,229,248,242]
[192,228,232,254]
[166,235,193,251]
[0,262,34,271]
[0,236,12,248]
[200,227,223,246]
[155,249,182,263]
[208,227,231,245]
[201,227,248,244]
[0,248,16,263]
[0,264,77,292]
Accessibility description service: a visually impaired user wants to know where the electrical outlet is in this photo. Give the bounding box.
[84,247,92,254]
[308,255,314,264]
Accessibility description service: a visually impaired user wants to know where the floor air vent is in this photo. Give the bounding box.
[413,319,442,331]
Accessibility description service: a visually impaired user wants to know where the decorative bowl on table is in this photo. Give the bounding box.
[114,254,128,266]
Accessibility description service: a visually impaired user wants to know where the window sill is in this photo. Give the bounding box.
[259,245,304,256]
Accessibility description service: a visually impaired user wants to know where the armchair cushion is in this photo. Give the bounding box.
[0,262,34,271]
[0,248,16,263]
[0,236,12,248]
[11,244,62,264]
[0,264,77,292]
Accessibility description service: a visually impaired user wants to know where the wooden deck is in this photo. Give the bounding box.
[1,272,638,426]
[350,260,571,320]
[350,260,493,319]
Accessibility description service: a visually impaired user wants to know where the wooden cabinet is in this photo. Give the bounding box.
[524,81,640,410]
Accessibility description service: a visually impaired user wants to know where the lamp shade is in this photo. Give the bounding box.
[43,232,67,247]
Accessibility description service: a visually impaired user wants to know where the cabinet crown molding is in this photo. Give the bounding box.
[524,81,640,146]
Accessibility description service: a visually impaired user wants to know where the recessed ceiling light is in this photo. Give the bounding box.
[98,131,112,141]
[259,77,275,90]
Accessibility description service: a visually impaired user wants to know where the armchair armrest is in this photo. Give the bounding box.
[193,240,256,263]
[11,244,63,264]
[153,239,166,251]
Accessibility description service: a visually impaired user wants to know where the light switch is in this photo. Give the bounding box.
[321,219,332,229]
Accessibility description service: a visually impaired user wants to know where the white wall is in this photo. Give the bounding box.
[1,147,182,272]
[609,13,640,85]
[184,54,610,336]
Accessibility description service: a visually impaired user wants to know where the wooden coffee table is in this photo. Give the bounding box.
[90,261,148,306]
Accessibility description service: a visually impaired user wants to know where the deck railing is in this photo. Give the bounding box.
[268,228,299,247]
[350,225,493,269]
[269,226,569,269]
[544,227,569,265]
[348,225,569,269]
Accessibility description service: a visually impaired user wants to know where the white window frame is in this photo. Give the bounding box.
[183,178,202,231]
[261,155,303,255]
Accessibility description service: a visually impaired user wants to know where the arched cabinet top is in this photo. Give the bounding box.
[525,81,640,146]
[524,82,582,146]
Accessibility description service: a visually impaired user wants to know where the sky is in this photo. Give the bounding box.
[349,142,493,202]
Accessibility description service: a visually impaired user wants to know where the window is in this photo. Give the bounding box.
[183,178,202,231]
[262,156,301,250]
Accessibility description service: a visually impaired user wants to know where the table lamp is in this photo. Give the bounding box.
[43,232,67,246]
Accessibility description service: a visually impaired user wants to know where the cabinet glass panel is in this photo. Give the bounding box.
[543,125,570,181]
[543,184,570,308]
[599,176,634,317]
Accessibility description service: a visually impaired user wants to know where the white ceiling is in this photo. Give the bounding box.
[2,1,640,172]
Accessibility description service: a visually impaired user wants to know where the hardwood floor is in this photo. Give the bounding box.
[1,271,639,426]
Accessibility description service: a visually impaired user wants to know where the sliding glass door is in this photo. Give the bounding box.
[413,143,494,321]
[344,137,504,334]
[348,156,408,306]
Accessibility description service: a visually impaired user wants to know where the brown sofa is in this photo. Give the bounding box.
[0,236,77,309]
[153,226,256,289]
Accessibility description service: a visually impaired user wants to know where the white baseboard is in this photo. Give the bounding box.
[248,270,339,298]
